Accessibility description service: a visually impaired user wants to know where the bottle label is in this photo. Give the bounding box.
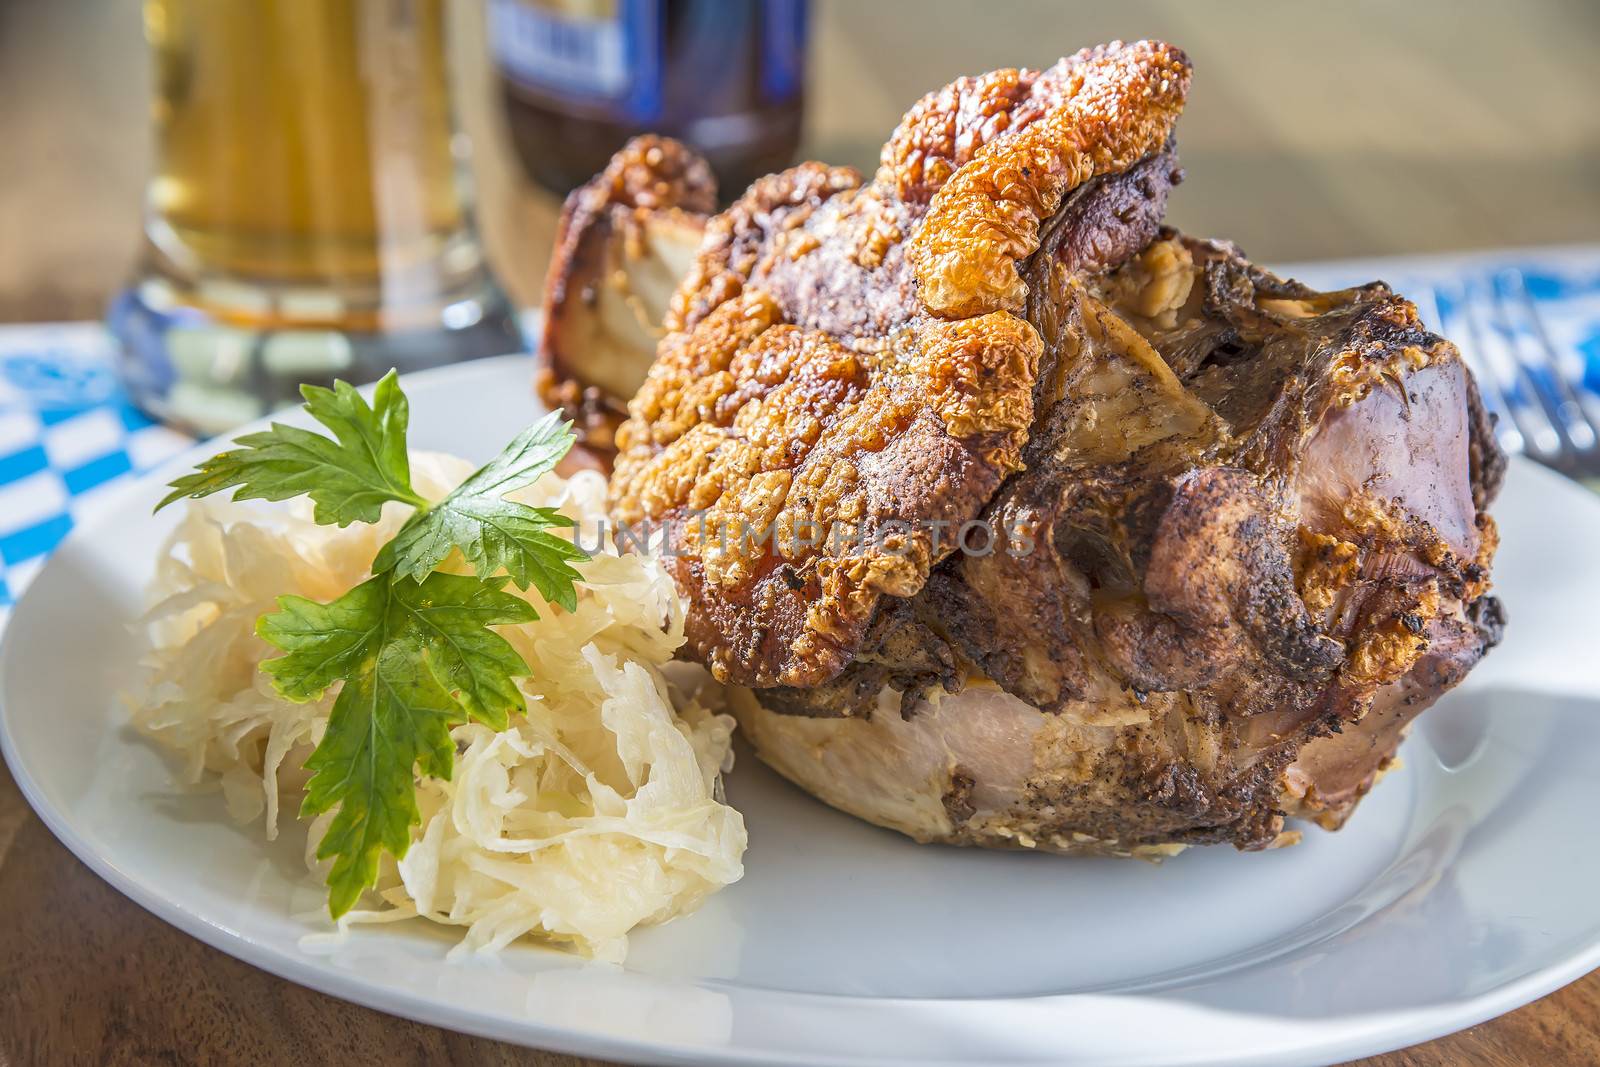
[759,0,807,103]
[488,0,662,121]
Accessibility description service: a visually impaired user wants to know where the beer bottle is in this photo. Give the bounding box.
[489,0,808,198]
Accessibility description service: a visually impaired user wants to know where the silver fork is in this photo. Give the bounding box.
[1431,268,1600,479]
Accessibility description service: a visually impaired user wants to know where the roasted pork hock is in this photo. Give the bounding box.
[598,41,1504,856]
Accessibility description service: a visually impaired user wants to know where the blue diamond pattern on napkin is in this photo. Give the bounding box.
[0,325,192,621]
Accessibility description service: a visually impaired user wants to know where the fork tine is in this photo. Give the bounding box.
[1456,275,1564,462]
[1440,277,1559,458]
[1494,269,1599,463]
[1504,269,1600,472]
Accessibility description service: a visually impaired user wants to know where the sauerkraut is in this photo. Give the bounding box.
[129,453,746,962]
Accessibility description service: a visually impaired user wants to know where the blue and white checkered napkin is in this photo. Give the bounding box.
[1,246,1598,623]
[0,324,191,618]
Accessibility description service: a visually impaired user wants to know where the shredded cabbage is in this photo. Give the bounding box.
[129,453,746,962]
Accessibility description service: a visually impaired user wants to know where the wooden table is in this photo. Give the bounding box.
[2,2,1598,1065]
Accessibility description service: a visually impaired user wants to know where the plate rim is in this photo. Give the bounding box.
[4,354,1600,1067]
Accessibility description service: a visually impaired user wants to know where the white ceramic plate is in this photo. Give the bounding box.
[4,354,1598,1067]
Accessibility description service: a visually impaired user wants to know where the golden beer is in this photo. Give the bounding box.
[117,0,519,431]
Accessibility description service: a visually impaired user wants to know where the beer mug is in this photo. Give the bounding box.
[112,0,521,433]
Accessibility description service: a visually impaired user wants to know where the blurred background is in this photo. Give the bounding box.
[5,0,1598,324]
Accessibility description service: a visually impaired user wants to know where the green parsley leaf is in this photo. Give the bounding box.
[156,371,428,525]
[374,411,587,608]
[257,571,539,916]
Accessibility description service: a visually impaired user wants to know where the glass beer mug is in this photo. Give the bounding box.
[112,0,521,433]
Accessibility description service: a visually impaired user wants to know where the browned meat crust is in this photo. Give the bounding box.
[610,41,1193,688]
[905,42,1190,319]
[754,235,1503,850]
[537,135,715,455]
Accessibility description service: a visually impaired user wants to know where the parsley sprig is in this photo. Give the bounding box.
[157,371,589,917]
